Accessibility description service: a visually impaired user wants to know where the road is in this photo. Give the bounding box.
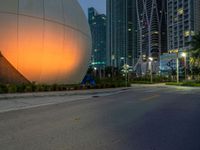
[0,85,200,150]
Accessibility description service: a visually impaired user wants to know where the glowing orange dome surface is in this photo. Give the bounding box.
[0,0,91,84]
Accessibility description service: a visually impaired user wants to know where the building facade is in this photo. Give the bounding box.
[136,0,167,60]
[106,0,138,69]
[167,0,200,52]
[135,0,167,74]
[88,7,107,69]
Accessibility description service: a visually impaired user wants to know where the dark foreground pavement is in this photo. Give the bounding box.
[0,85,200,150]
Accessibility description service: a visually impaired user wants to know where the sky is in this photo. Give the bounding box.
[78,0,106,16]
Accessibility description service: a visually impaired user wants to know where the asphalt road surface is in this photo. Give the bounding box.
[0,85,200,150]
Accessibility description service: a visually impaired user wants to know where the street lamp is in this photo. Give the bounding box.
[176,51,187,83]
[176,51,179,83]
[169,49,186,83]
[181,52,187,80]
[148,57,153,83]
[122,64,130,87]
[94,67,97,77]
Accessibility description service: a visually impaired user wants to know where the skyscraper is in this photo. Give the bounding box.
[136,0,167,61]
[167,0,200,52]
[106,0,138,68]
[88,7,107,69]
[194,0,200,33]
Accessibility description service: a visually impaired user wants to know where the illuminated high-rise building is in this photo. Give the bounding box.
[136,0,167,61]
[88,7,107,69]
[134,0,167,74]
[106,0,138,68]
[167,0,200,51]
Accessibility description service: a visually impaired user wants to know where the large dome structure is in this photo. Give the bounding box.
[0,0,91,84]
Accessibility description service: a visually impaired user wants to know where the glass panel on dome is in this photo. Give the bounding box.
[19,0,44,18]
[18,16,44,81]
[41,21,64,84]
[0,0,18,13]
[0,14,18,69]
[44,0,63,24]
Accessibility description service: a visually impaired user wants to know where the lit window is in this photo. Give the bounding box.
[184,31,190,37]
[152,31,159,34]
[177,8,184,15]
[191,31,195,36]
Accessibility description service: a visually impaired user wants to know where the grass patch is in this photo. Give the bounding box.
[131,81,154,84]
[166,81,200,87]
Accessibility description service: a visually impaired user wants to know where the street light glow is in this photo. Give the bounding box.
[181,52,187,80]
[181,52,187,58]
[149,57,153,61]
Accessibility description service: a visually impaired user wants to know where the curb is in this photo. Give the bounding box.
[0,88,130,100]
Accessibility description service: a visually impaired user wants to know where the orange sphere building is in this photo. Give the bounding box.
[0,0,91,84]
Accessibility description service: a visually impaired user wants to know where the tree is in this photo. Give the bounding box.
[190,32,200,78]
[105,66,120,78]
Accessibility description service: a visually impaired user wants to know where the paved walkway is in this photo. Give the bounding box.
[0,88,129,113]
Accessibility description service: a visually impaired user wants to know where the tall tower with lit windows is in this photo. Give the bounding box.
[136,0,167,61]
[88,7,107,69]
[106,0,138,68]
[135,0,167,74]
[167,0,200,52]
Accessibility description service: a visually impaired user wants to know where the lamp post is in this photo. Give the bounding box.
[94,67,97,77]
[176,52,179,83]
[122,64,130,87]
[148,57,153,83]
[169,49,186,83]
[181,52,187,80]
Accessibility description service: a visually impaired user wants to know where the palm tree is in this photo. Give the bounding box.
[190,32,200,79]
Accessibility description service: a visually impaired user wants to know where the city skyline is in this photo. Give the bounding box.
[1,0,199,84]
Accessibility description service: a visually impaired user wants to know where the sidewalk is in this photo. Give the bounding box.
[0,87,129,100]
[0,88,129,113]
[131,83,166,87]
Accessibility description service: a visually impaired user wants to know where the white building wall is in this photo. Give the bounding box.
[0,0,91,84]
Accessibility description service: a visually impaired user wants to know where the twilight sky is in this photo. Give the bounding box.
[78,0,106,16]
